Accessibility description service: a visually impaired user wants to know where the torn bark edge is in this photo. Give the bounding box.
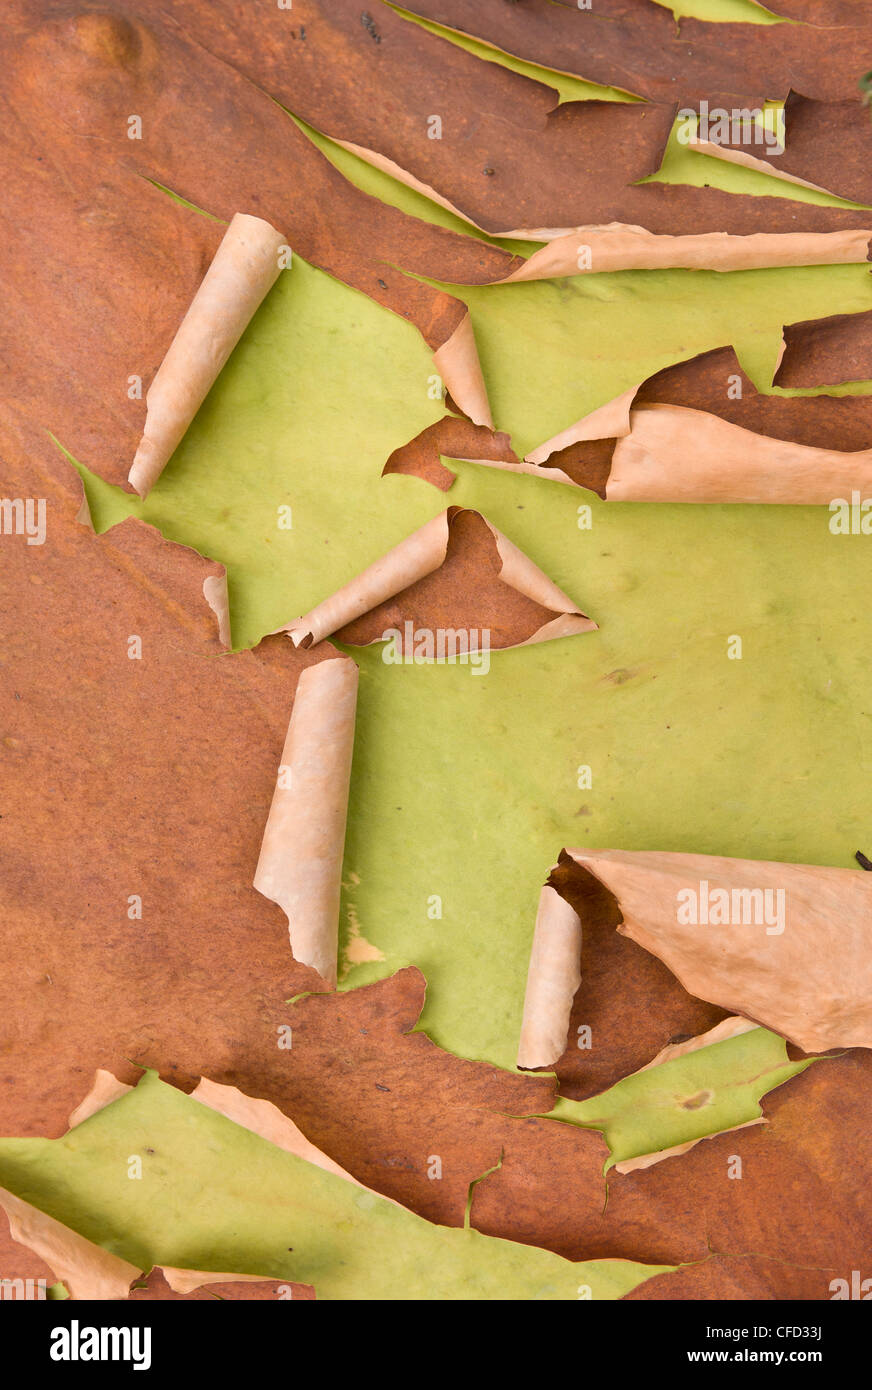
[253,654,359,988]
[612,1018,766,1175]
[518,848,872,1072]
[314,134,872,265]
[3,1068,676,1299]
[525,384,637,466]
[277,507,596,649]
[0,1071,315,1299]
[524,395,872,503]
[330,134,574,241]
[109,198,499,499]
[325,135,872,265]
[128,213,289,499]
[433,312,493,428]
[72,461,232,650]
[382,1,617,112]
[391,364,872,502]
[688,134,857,207]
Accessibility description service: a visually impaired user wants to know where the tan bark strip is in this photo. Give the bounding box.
[190,1076,402,1206]
[254,656,359,987]
[284,513,452,649]
[506,224,872,280]
[0,1188,140,1301]
[564,849,872,1054]
[517,886,583,1071]
[280,508,594,650]
[129,213,287,497]
[433,313,493,428]
[605,405,872,504]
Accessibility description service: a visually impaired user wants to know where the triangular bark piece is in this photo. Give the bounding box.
[519,847,872,1069]
[279,507,595,650]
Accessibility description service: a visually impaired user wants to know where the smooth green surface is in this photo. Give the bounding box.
[336,308,872,1069]
[440,264,872,459]
[77,254,448,646]
[0,1073,668,1300]
[76,218,872,1075]
[51,14,872,1294]
[551,1029,813,1166]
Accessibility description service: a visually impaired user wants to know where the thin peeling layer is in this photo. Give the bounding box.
[327,134,872,260]
[0,1187,140,1301]
[518,886,582,1070]
[398,0,872,105]
[520,341,872,500]
[190,1077,403,1208]
[690,89,872,212]
[775,302,872,388]
[279,507,595,649]
[553,848,872,1054]
[525,385,640,466]
[0,1071,289,1300]
[503,225,872,278]
[612,1018,765,1174]
[606,405,872,504]
[254,656,358,988]
[129,213,287,498]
